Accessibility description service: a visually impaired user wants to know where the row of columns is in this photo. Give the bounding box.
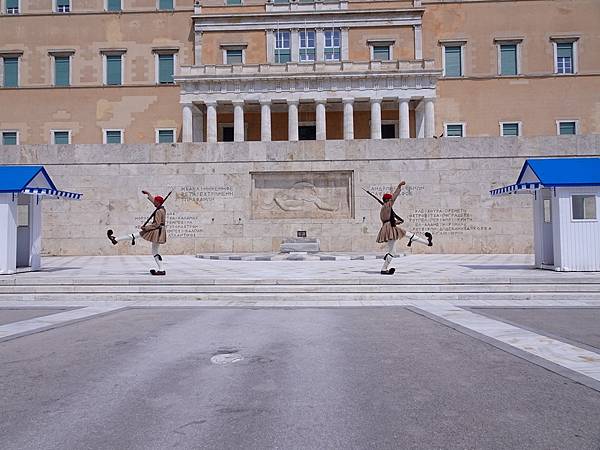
[182,98,436,143]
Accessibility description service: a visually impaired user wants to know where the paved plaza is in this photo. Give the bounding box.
[0,254,599,449]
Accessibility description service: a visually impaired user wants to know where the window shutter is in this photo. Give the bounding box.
[3,57,18,87]
[158,130,174,143]
[55,57,70,86]
[557,43,573,58]
[446,124,463,137]
[106,131,122,144]
[559,122,576,135]
[53,132,69,144]
[159,0,173,9]
[2,132,17,145]
[502,123,519,136]
[107,0,121,11]
[106,55,122,85]
[158,54,174,83]
[500,44,517,75]
[444,46,462,77]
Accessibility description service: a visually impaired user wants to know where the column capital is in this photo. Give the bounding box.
[204,100,218,107]
[232,100,245,107]
[287,99,300,106]
[398,97,411,103]
[370,97,383,104]
[424,97,436,104]
[342,97,354,105]
[314,99,327,105]
[259,99,272,106]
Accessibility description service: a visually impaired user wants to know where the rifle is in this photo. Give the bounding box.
[362,188,404,224]
[142,191,173,228]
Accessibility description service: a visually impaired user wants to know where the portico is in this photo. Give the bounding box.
[178,60,440,142]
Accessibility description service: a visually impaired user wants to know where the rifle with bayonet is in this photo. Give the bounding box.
[362,188,404,224]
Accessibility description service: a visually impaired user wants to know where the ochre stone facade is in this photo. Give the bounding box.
[1,0,598,143]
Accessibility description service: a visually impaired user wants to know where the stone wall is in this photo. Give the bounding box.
[1,136,598,255]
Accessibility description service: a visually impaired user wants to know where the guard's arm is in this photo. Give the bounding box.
[391,181,406,202]
[141,190,154,204]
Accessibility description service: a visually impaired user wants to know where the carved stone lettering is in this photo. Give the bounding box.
[408,208,492,236]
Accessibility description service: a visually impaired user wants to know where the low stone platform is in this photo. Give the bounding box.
[196,252,387,261]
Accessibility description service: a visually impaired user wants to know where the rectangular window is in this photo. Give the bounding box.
[444,46,462,77]
[275,31,291,64]
[558,121,577,135]
[52,131,70,144]
[501,122,520,136]
[445,123,464,137]
[225,49,243,65]
[500,44,517,75]
[572,195,597,221]
[556,42,574,74]
[372,46,390,61]
[54,56,70,86]
[157,129,175,143]
[105,54,122,85]
[299,31,316,62]
[324,30,341,61]
[3,57,19,87]
[106,0,122,11]
[158,54,174,83]
[56,0,70,12]
[159,0,173,9]
[104,130,123,144]
[2,131,18,145]
[226,0,242,4]
[543,199,552,223]
[6,0,19,14]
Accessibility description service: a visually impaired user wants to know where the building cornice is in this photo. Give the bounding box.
[193,8,424,32]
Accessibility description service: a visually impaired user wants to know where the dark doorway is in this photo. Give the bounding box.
[299,125,317,141]
[382,124,396,139]
[222,126,234,142]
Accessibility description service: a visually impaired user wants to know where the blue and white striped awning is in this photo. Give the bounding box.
[22,187,82,200]
[490,182,540,197]
[0,166,82,200]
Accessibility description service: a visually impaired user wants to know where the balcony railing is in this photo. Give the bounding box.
[179,60,438,78]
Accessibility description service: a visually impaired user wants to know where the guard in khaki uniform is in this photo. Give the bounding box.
[377,181,433,275]
[107,191,167,276]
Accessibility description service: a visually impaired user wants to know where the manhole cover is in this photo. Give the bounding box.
[211,353,243,365]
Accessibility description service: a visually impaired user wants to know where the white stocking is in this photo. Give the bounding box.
[115,232,140,243]
[152,242,164,271]
[406,232,430,246]
[381,239,397,271]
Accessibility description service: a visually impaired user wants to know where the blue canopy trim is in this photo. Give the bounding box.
[490,182,541,197]
[0,165,82,200]
[491,157,600,197]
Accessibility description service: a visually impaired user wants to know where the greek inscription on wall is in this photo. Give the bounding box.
[170,185,234,209]
[408,208,492,236]
[135,212,203,238]
[368,184,425,197]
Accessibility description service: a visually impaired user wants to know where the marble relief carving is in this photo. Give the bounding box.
[252,171,353,219]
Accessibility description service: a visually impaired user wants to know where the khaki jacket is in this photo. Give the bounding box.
[376,185,406,243]
[141,206,167,244]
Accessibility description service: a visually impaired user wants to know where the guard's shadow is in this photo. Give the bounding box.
[461,264,535,270]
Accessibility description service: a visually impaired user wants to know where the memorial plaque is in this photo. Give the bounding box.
[251,171,354,219]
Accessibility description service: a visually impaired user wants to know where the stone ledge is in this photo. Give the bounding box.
[196,252,391,261]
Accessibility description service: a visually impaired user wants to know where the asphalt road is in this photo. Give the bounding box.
[1,307,599,450]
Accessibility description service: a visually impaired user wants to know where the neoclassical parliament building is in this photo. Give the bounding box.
[0,0,598,145]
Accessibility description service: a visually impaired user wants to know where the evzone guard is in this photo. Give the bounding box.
[106,190,168,276]
[375,181,433,275]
